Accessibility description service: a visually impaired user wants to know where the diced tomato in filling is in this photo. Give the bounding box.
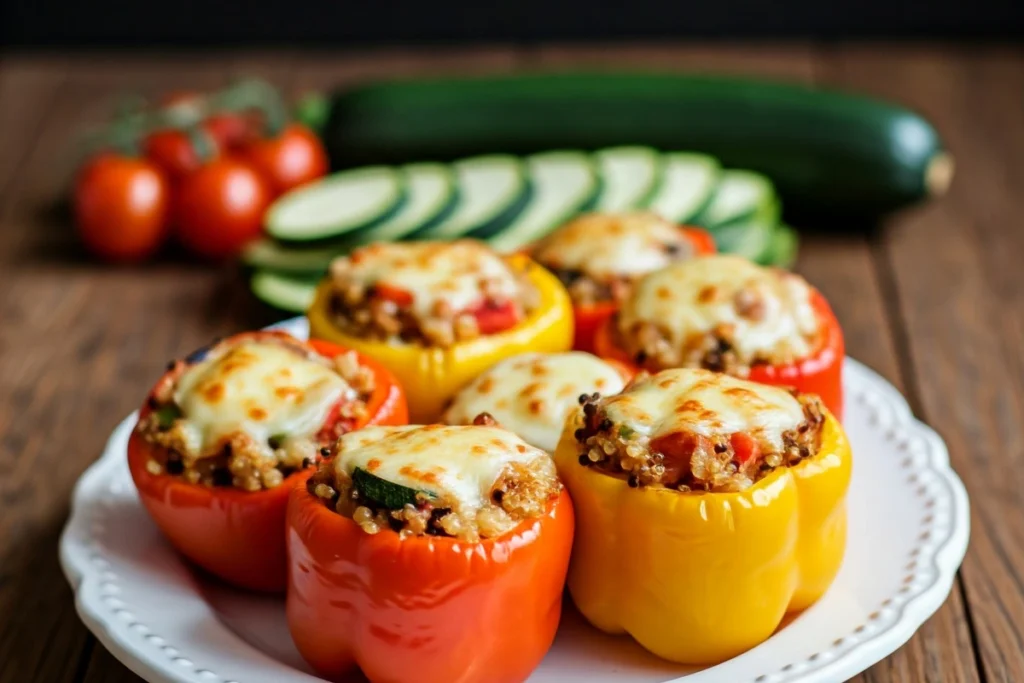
[650,432,712,484]
[729,432,761,465]
[372,282,415,307]
[316,397,358,443]
[466,299,521,335]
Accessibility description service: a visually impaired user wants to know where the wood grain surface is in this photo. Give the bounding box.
[0,44,1018,683]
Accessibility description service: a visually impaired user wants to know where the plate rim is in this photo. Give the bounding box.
[60,318,970,683]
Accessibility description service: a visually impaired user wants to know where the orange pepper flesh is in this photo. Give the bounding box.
[127,333,409,593]
[571,227,717,353]
[593,289,845,419]
[286,478,575,683]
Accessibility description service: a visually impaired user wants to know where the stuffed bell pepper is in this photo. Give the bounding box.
[594,254,845,418]
[554,368,852,664]
[127,331,407,592]
[307,239,573,422]
[531,212,716,353]
[287,421,574,683]
[443,351,633,452]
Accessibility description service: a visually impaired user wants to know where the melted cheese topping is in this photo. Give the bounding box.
[173,341,352,456]
[619,255,820,362]
[444,352,626,452]
[334,425,546,511]
[601,368,805,449]
[533,212,694,280]
[332,240,520,319]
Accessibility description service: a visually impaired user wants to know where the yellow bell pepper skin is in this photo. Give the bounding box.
[308,255,573,423]
[553,409,851,665]
[789,418,852,611]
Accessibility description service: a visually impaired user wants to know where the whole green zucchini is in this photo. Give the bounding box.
[322,72,952,223]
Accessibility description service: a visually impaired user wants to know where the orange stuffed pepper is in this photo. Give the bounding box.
[127,331,407,592]
[531,212,716,353]
[307,240,573,422]
[594,254,844,418]
[287,422,574,683]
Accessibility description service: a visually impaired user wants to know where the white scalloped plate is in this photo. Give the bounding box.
[61,317,969,683]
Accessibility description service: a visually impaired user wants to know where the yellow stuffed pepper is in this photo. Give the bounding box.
[308,239,573,422]
[554,367,851,665]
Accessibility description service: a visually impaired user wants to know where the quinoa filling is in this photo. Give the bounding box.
[570,391,826,493]
[547,237,692,308]
[614,316,763,375]
[550,269,630,308]
[327,247,539,348]
[136,337,375,491]
[615,294,821,376]
[615,259,822,375]
[533,212,697,307]
[308,415,561,542]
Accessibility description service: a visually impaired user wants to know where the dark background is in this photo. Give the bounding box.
[2,0,1023,47]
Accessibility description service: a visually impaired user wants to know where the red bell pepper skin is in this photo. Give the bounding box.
[572,227,717,353]
[683,226,718,257]
[286,477,575,683]
[594,290,845,419]
[747,291,844,420]
[127,332,408,593]
[572,300,619,355]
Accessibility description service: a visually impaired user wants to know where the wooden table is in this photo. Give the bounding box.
[0,44,1019,683]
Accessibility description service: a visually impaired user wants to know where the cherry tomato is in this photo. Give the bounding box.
[243,124,328,196]
[159,89,263,149]
[144,114,262,180]
[143,130,213,180]
[73,154,170,263]
[205,112,260,150]
[176,158,270,259]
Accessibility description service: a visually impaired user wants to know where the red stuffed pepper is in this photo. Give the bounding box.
[531,212,716,353]
[127,331,407,592]
[287,421,574,683]
[594,254,844,418]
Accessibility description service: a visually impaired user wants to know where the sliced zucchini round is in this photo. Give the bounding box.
[419,155,531,240]
[241,239,344,274]
[352,467,430,509]
[371,162,459,240]
[265,166,406,244]
[695,169,778,227]
[250,271,318,313]
[593,146,664,211]
[707,218,774,262]
[646,153,721,223]
[244,163,459,274]
[761,223,800,268]
[488,150,600,253]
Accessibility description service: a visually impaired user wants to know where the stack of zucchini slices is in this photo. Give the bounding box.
[248,146,796,313]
